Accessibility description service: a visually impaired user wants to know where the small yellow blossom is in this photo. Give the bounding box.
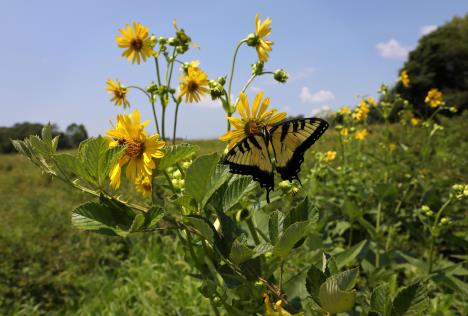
[425,88,443,108]
[353,100,369,122]
[339,106,351,115]
[367,96,377,107]
[135,176,152,198]
[106,79,130,108]
[340,128,349,137]
[253,14,273,62]
[410,117,420,126]
[179,65,209,103]
[219,91,286,149]
[355,129,369,141]
[116,22,154,64]
[400,70,410,88]
[107,110,165,188]
[324,150,337,162]
[389,143,397,151]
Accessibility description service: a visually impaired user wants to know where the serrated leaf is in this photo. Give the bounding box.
[252,243,274,258]
[71,197,136,236]
[325,255,339,276]
[130,214,145,232]
[284,196,318,228]
[306,265,326,302]
[186,215,215,245]
[229,235,254,265]
[334,239,367,268]
[392,282,429,316]
[54,153,86,179]
[157,143,198,170]
[371,283,393,316]
[144,206,165,230]
[273,221,310,259]
[269,210,284,245]
[319,277,356,314]
[221,176,257,212]
[335,268,359,291]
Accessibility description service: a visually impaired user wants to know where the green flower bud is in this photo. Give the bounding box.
[273,69,289,83]
[421,205,431,212]
[176,29,191,46]
[208,79,225,100]
[149,35,157,48]
[278,180,292,190]
[167,37,179,46]
[146,82,158,94]
[425,210,434,217]
[176,44,189,54]
[172,169,182,179]
[245,33,259,47]
[217,76,226,86]
[440,217,449,225]
[181,160,192,169]
[449,107,458,113]
[251,61,264,75]
[158,37,168,45]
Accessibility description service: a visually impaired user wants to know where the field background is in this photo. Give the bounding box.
[1,115,467,315]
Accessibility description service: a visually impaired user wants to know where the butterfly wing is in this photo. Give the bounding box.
[222,133,274,193]
[269,118,329,181]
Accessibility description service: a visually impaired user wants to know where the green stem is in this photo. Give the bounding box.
[246,217,260,245]
[127,86,151,99]
[150,99,160,135]
[172,103,180,145]
[161,106,166,140]
[154,57,162,85]
[163,170,176,193]
[428,198,452,273]
[241,74,256,93]
[167,49,177,88]
[375,201,382,268]
[227,40,246,105]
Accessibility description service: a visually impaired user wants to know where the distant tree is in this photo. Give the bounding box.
[394,15,468,117]
[65,123,88,147]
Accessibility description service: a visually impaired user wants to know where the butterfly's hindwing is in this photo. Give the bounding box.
[269,118,329,181]
[222,134,274,191]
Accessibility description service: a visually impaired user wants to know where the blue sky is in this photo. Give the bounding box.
[0,0,466,138]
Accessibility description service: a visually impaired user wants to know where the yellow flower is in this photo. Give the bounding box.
[116,22,154,64]
[353,100,369,122]
[339,106,351,115]
[425,88,443,108]
[389,143,397,151]
[135,176,152,198]
[254,14,273,62]
[179,66,209,103]
[324,151,337,162]
[106,79,130,108]
[367,96,377,107]
[219,91,286,149]
[107,110,165,188]
[340,128,349,137]
[400,70,410,88]
[355,129,368,141]
[410,117,420,126]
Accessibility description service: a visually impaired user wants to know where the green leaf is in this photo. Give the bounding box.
[269,210,284,245]
[306,265,326,302]
[334,240,367,269]
[252,243,274,258]
[130,214,145,232]
[229,235,254,265]
[284,196,318,228]
[157,143,198,170]
[371,283,393,316]
[391,282,429,316]
[335,268,359,291]
[325,255,339,276]
[319,277,356,314]
[221,176,257,212]
[342,200,363,220]
[186,215,215,245]
[273,221,310,259]
[71,197,136,236]
[143,206,165,230]
[185,154,229,208]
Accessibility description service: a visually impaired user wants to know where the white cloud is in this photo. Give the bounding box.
[290,67,317,81]
[376,39,411,59]
[300,87,335,104]
[311,105,332,117]
[192,95,221,109]
[421,25,437,35]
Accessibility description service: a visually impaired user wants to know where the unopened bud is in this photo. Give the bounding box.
[251,61,264,75]
[273,69,289,83]
[245,33,259,47]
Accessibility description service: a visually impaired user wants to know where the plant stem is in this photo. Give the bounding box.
[150,99,161,135]
[246,217,260,245]
[227,40,245,105]
[161,106,166,140]
[428,198,452,273]
[241,74,256,93]
[163,170,176,193]
[172,103,180,144]
[375,201,382,268]
[154,57,162,85]
[127,86,151,99]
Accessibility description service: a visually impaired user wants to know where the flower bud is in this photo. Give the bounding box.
[176,44,189,54]
[279,180,292,190]
[146,82,158,94]
[273,69,289,83]
[158,37,168,45]
[172,169,182,179]
[181,160,192,169]
[449,107,458,113]
[421,205,431,212]
[440,217,449,225]
[167,37,179,46]
[251,61,264,75]
[209,79,225,100]
[245,33,259,47]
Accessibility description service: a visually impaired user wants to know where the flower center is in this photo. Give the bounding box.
[114,89,125,99]
[130,38,143,51]
[187,80,199,93]
[125,140,144,159]
[244,121,259,135]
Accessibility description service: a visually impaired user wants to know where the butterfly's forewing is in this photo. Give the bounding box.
[269,118,329,181]
[222,134,274,193]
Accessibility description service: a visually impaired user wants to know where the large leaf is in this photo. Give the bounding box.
[221,176,257,212]
[391,282,429,316]
[371,283,393,316]
[71,196,136,236]
[306,265,326,302]
[335,268,359,291]
[157,143,198,170]
[185,154,229,208]
[319,276,356,314]
[229,235,254,265]
[273,221,311,259]
[334,239,367,268]
[186,215,216,245]
[268,210,284,245]
[284,197,317,228]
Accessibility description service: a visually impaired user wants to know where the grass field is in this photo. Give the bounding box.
[1,115,467,315]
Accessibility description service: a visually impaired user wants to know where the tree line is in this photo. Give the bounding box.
[0,122,88,153]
